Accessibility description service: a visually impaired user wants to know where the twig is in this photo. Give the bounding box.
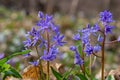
[92,53,102,58]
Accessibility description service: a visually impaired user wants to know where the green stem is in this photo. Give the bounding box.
[101,33,106,80]
[62,65,74,79]
[89,55,92,80]
[35,46,44,80]
[39,60,45,80]
[80,65,84,75]
[47,61,50,80]
[82,44,85,76]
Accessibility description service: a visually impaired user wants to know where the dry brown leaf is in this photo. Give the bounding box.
[5,76,20,80]
[108,66,120,80]
[22,65,40,80]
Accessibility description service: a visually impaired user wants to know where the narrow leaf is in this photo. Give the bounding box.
[51,67,62,80]
[0,63,10,72]
[76,73,88,80]
[0,50,31,65]
[51,67,67,80]
[3,67,22,80]
[63,71,71,79]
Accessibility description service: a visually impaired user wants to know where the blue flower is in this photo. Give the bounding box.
[33,36,39,46]
[117,36,120,42]
[70,46,77,51]
[23,28,41,47]
[81,26,91,44]
[97,34,103,42]
[0,53,4,59]
[70,46,83,65]
[40,47,58,61]
[73,33,80,40]
[91,24,100,33]
[74,51,84,65]
[81,36,90,44]
[99,10,113,24]
[105,25,114,35]
[37,12,53,33]
[23,53,31,57]
[82,28,91,38]
[29,61,39,66]
[39,36,47,48]
[93,44,101,53]
[28,27,38,36]
[23,37,32,47]
[53,33,66,46]
[45,14,53,22]
[51,23,60,34]
[76,29,90,44]
[38,11,44,18]
[84,44,93,56]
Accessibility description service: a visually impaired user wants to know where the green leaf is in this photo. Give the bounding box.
[76,73,88,80]
[106,75,115,80]
[77,44,82,56]
[84,68,91,78]
[3,67,22,80]
[63,71,71,79]
[0,50,31,65]
[51,67,67,80]
[0,63,10,72]
[75,41,81,47]
[51,67,62,80]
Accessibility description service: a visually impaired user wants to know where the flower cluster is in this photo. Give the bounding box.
[99,10,114,35]
[70,10,116,65]
[70,24,101,65]
[23,11,65,63]
[99,10,113,24]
